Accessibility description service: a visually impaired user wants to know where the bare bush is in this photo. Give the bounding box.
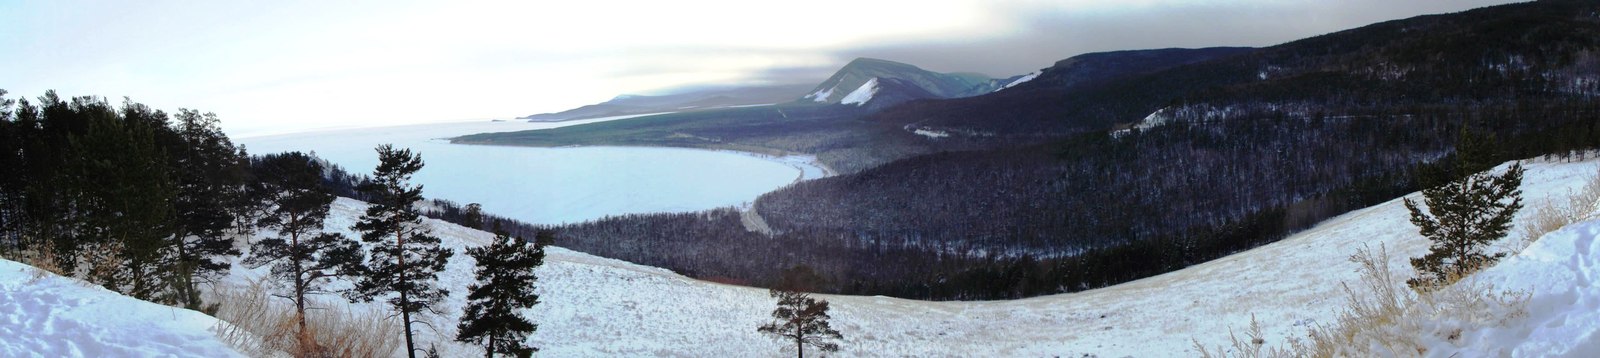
[211,278,403,357]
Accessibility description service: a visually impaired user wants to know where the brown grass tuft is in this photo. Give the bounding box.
[1518,166,1600,252]
[1197,246,1529,357]
[211,278,403,357]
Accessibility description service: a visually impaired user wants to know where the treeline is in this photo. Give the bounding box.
[0,90,256,309]
[0,91,543,356]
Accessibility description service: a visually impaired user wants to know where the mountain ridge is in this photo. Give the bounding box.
[799,57,1024,109]
[520,83,814,122]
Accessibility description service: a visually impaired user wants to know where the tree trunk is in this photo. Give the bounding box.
[399,230,415,358]
[291,216,308,346]
[796,325,804,358]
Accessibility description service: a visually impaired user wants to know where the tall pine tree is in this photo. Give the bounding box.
[456,227,544,358]
[346,144,453,358]
[66,98,179,302]
[169,108,247,310]
[1404,130,1524,289]
[244,152,364,351]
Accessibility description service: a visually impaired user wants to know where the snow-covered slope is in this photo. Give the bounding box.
[9,158,1594,357]
[236,158,1597,357]
[0,260,244,357]
[1458,209,1600,356]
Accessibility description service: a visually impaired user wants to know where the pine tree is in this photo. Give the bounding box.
[244,152,364,350]
[65,97,179,302]
[456,227,544,358]
[0,89,22,252]
[346,144,454,358]
[1404,130,1523,289]
[757,266,842,358]
[169,109,247,310]
[462,203,484,230]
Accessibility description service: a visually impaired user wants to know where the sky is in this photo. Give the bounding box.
[2,0,1520,137]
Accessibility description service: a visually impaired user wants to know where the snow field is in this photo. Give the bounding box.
[506,158,1600,357]
[0,259,244,357]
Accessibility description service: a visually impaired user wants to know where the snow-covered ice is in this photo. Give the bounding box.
[237,115,804,225]
[0,259,244,357]
[839,78,878,106]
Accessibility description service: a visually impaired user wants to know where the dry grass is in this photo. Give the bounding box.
[1199,164,1600,357]
[0,237,68,284]
[1518,166,1600,252]
[1193,314,1302,358]
[1197,246,1529,357]
[211,278,403,357]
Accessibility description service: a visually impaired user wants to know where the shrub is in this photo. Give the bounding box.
[210,278,403,357]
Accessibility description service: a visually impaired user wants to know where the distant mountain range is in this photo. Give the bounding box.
[519,84,815,122]
[522,57,1034,121]
[796,57,1029,110]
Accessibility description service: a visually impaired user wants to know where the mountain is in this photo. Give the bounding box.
[459,0,1600,301]
[798,57,1025,110]
[869,1,1600,139]
[864,46,1254,138]
[1022,47,1254,91]
[520,83,814,122]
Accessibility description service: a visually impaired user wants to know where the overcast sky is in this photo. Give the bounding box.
[2,0,1519,136]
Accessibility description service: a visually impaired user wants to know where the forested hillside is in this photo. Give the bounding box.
[512,0,1600,300]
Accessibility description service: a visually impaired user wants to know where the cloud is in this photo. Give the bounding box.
[824,0,1521,77]
[1,0,1526,133]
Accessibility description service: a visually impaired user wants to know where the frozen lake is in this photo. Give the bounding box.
[236,115,821,225]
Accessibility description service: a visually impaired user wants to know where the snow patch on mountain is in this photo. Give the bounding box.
[805,87,834,103]
[1112,107,1175,137]
[840,78,879,106]
[997,71,1041,92]
[913,129,949,138]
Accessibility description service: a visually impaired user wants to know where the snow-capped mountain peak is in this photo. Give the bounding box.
[840,77,879,106]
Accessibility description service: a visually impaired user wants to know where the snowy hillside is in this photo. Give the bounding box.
[0,259,244,357]
[245,158,1600,357]
[4,158,1596,357]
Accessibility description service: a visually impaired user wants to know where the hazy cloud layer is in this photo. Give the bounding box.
[1,0,1523,133]
[830,0,1519,76]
